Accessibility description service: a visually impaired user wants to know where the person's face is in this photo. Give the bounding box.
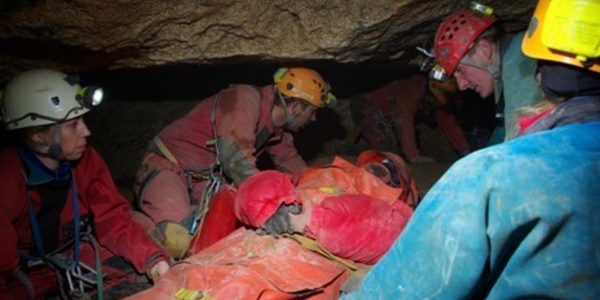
[453,63,494,98]
[452,40,495,98]
[37,116,91,161]
[284,102,317,132]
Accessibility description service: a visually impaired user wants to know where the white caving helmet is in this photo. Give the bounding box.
[1,68,103,158]
[1,68,103,131]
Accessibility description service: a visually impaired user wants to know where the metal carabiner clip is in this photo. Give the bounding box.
[65,266,87,300]
[69,261,101,286]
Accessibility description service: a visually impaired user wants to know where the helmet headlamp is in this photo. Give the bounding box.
[470,2,494,16]
[76,86,104,109]
[429,65,448,82]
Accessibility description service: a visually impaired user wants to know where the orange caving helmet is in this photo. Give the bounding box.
[428,76,459,106]
[356,150,420,208]
[434,8,497,75]
[273,67,336,108]
[522,0,600,73]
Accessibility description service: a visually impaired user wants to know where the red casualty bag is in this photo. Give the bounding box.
[126,228,351,300]
[126,155,416,300]
[295,156,414,264]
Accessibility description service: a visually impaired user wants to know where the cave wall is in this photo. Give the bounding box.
[1,0,537,83]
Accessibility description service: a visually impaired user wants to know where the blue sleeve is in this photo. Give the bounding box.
[342,123,600,299]
[342,151,498,299]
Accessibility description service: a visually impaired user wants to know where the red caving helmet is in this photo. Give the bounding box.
[434,9,497,75]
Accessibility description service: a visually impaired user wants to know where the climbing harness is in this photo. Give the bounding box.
[188,94,226,235]
[22,175,104,300]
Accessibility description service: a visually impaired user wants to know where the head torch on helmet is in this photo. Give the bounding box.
[429,65,448,82]
[470,2,494,16]
[77,85,104,109]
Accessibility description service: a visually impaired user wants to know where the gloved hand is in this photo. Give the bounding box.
[234,170,301,229]
[149,260,170,283]
[262,203,302,235]
[408,155,435,164]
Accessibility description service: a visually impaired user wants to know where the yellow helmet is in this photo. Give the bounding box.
[273,67,336,108]
[522,0,600,73]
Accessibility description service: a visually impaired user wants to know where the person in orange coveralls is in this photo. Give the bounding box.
[0,69,170,300]
[132,67,337,259]
[350,74,471,163]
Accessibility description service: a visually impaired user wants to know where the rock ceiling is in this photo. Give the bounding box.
[0,0,536,84]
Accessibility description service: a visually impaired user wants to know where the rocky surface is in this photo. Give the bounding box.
[1,0,536,83]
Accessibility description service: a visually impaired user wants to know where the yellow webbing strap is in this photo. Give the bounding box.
[175,288,212,300]
[153,136,178,164]
[284,233,358,272]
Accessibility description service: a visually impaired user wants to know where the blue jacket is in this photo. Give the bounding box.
[341,120,600,299]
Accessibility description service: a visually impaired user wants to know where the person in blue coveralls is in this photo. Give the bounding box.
[340,0,600,298]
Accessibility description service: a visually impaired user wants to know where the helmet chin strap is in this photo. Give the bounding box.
[276,91,296,124]
[30,124,64,160]
[460,41,503,104]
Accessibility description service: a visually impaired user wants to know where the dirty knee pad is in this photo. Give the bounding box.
[153,221,193,259]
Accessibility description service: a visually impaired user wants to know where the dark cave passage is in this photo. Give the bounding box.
[3,62,496,197]
[80,61,421,102]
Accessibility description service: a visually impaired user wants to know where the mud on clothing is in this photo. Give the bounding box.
[0,146,168,300]
[342,110,600,298]
[351,74,470,159]
[133,84,307,238]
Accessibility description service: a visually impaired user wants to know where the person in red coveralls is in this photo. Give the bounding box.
[350,74,471,163]
[0,69,170,300]
[132,67,337,259]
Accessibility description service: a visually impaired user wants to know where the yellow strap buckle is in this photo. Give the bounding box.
[175,288,212,300]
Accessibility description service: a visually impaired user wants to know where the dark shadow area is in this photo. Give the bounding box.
[79,62,428,169]
[80,61,417,102]
[294,108,347,161]
[1,62,496,194]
